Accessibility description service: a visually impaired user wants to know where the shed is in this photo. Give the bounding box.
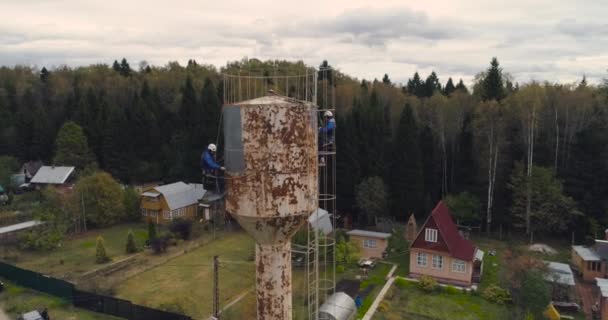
[346,229,391,259]
[31,166,75,185]
[319,292,357,320]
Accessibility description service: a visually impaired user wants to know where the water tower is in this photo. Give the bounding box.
[222,66,337,320]
[223,94,318,319]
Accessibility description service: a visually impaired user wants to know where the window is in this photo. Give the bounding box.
[432,255,443,269]
[588,261,601,272]
[425,228,438,242]
[363,239,377,248]
[417,252,427,267]
[452,259,466,273]
[140,208,147,216]
[163,210,171,219]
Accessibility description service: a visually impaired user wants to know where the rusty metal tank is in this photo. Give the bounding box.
[223,94,318,320]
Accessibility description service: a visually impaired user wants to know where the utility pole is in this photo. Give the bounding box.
[213,255,220,319]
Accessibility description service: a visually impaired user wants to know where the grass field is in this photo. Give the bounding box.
[2,223,148,280]
[114,231,255,319]
[374,278,511,320]
[0,280,120,320]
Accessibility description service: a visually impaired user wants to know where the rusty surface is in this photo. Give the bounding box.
[256,243,292,320]
[224,95,318,320]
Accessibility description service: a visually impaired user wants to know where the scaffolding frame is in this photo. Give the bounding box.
[221,66,336,320]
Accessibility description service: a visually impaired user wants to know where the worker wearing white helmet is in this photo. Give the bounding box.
[319,110,336,146]
[201,143,224,172]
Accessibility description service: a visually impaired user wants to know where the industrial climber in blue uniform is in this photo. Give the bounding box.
[201,143,224,191]
[319,110,336,147]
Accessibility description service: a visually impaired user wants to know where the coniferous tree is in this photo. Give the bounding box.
[382,74,391,85]
[456,79,469,94]
[481,57,505,101]
[126,229,138,253]
[389,104,424,217]
[112,60,121,72]
[424,71,441,97]
[148,221,157,242]
[120,58,131,77]
[95,236,111,263]
[40,67,50,83]
[407,72,424,97]
[443,78,456,96]
[54,121,95,169]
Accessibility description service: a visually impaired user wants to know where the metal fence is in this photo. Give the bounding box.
[0,262,192,320]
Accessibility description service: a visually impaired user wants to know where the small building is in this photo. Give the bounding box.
[596,278,608,320]
[0,220,45,244]
[30,166,75,187]
[544,261,576,303]
[140,182,206,225]
[346,229,390,259]
[571,240,608,282]
[405,213,417,242]
[409,201,484,286]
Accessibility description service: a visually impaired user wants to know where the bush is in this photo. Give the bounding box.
[378,301,390,312]
[95,236,111,264]
[125,229,138,253]
[482,284,511,304]
[336,265,345,273]
[444,285,460,295]
[168,218,193,240]
[150,232,172,254]
[148,221,157,242]
[417,275,437,292]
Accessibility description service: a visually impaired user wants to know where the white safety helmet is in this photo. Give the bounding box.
[208,144,217,152]
[324,111,333,117]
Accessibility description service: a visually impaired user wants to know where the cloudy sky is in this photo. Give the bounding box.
[1,0,607,85]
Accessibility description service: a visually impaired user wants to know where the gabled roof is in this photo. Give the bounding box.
[572,245,601,261]
[411,201,476,261]
[31,166,75,184]
[593,240,608,260]
[597,278,608,298]
[152,182,206,210]
[346,229,391,239]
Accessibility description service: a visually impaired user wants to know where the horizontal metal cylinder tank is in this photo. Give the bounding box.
[223,95,318,320]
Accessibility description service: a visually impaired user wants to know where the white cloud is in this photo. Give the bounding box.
[0,0,606,85]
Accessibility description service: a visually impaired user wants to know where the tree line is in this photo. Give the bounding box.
[1,57,607,239]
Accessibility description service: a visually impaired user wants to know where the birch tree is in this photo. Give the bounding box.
[473,100,505,234]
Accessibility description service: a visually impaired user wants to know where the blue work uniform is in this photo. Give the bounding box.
[201,150,220,171]
[319,118,336,145]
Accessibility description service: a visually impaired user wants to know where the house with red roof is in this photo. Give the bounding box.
[409,201,484,286]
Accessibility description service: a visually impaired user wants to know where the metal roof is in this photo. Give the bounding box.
[31,166,75,184]
[141,191,160,197]
[153,182,206,210]
[309,208,333,235]
[597,278,608,297]
[573,245,601,261]
[545,261,575,286]
[594,240,608,260]
[346,229,391,239]
[0,220,45,235]
[319,292,357,320]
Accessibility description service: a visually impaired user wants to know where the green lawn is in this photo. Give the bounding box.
[0,280,120,320]
[374,278,511,320]
[114,231,255,319]
[3,223,147,280]
[385,253,409,277]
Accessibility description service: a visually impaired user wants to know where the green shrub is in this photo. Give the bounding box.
[482,284,511,304]
[336,265,345,273]
[444,285,460,295]
[378,301,391,312]
[417,275,437,292]
[95,236,111,264]
[125,229,139,253]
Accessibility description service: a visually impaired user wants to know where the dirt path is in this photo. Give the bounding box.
[0,306,9,320]
[575,279,594,320]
